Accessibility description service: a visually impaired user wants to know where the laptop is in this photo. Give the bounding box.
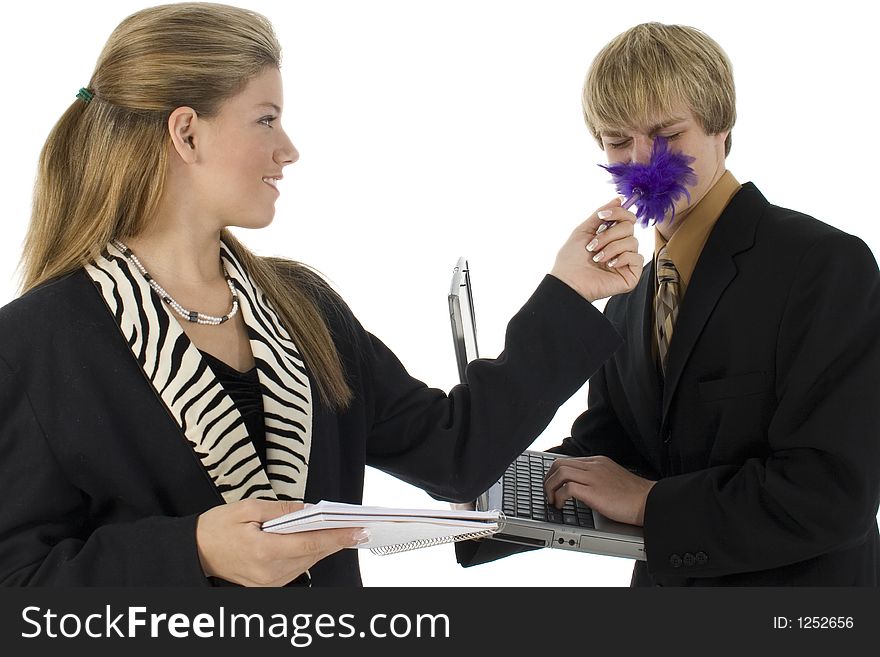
[448,257,646,560]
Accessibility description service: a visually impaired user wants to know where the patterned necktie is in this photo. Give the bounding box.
[654,245,680,376]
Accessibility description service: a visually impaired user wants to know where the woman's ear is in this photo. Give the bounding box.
[167,107,199,164]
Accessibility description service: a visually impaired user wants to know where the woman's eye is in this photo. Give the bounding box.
[259,116,276,127]
[608,139,631,150]
[662,132,682,141]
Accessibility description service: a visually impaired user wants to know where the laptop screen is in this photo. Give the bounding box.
[448,257,479,383]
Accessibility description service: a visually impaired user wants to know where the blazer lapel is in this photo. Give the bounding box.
[660,183,764,424]
[220,244,314,502]
[85,241,314,504]
[617,263,663,465]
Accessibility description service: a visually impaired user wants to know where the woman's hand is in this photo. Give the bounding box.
[195,499,367,586]
[550,198,644,302]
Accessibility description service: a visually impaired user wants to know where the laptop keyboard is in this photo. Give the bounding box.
[501,452,594,529]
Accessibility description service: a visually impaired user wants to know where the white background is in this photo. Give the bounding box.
[1,0,877,586]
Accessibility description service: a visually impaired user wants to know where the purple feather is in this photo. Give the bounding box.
[599,136,697,226]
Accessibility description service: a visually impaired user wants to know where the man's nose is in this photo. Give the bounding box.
[631,136,653,165]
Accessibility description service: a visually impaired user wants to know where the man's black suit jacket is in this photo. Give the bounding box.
[460,182,880,585]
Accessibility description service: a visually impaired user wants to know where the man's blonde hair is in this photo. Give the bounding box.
[582,23,736,155]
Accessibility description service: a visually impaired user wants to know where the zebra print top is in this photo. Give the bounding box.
[84,240,313,504]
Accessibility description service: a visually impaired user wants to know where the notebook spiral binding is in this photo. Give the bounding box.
[369,511,506,556]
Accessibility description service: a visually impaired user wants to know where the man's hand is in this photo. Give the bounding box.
[544,455,656,526]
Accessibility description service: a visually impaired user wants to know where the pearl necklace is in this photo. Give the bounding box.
[112,240,240,326]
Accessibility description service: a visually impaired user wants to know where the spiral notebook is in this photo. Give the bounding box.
[261,501,504,555]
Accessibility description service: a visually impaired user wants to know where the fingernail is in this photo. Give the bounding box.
[352,529,371,545]
[592,251,605,262]
[586,238,599,252]
[596,223,609,234]
[607,258,619,267]
[597,210,613,219]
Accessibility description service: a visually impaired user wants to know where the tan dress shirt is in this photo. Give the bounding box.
[651,170,742,358]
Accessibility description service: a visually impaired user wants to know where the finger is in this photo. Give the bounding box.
[544,465,592,504]
[585,221,633,255]
[554,481,594,509]
[544,465,579,493]
[598,197,624,211]
[551,480,580,508]
[607,251,645,270]
[275,529,372,583]
[594,204,638,229]
[239,499,306,524]
[544,458,594,486]
[544,458,581,483]
[543,469,564,504]
[297,527,370,554]
[256,526,365,566]
[589,237,639,265]
[291,527,369,568]
[599,218,635,240]
[578,198,626,236]
[607,253,645,288]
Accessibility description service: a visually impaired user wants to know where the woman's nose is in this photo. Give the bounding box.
[277,129,299,166]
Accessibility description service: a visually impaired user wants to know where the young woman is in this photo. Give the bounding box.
[0,2,642,587]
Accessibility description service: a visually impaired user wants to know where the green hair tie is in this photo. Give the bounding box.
[76,87,94,104]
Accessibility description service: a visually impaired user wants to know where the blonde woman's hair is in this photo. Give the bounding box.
[21,2,352,409]
[582,23,736,155]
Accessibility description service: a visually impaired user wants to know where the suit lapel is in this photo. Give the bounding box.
[220,244,314,502]
[85,242,314,504]
[617,263,663,463]
[660,183,764,424]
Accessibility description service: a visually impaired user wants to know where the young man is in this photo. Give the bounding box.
[460,22,880,585]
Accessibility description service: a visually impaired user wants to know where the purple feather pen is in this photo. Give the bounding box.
[599,136,698,227]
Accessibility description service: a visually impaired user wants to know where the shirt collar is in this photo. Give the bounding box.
[654,170,741,289]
